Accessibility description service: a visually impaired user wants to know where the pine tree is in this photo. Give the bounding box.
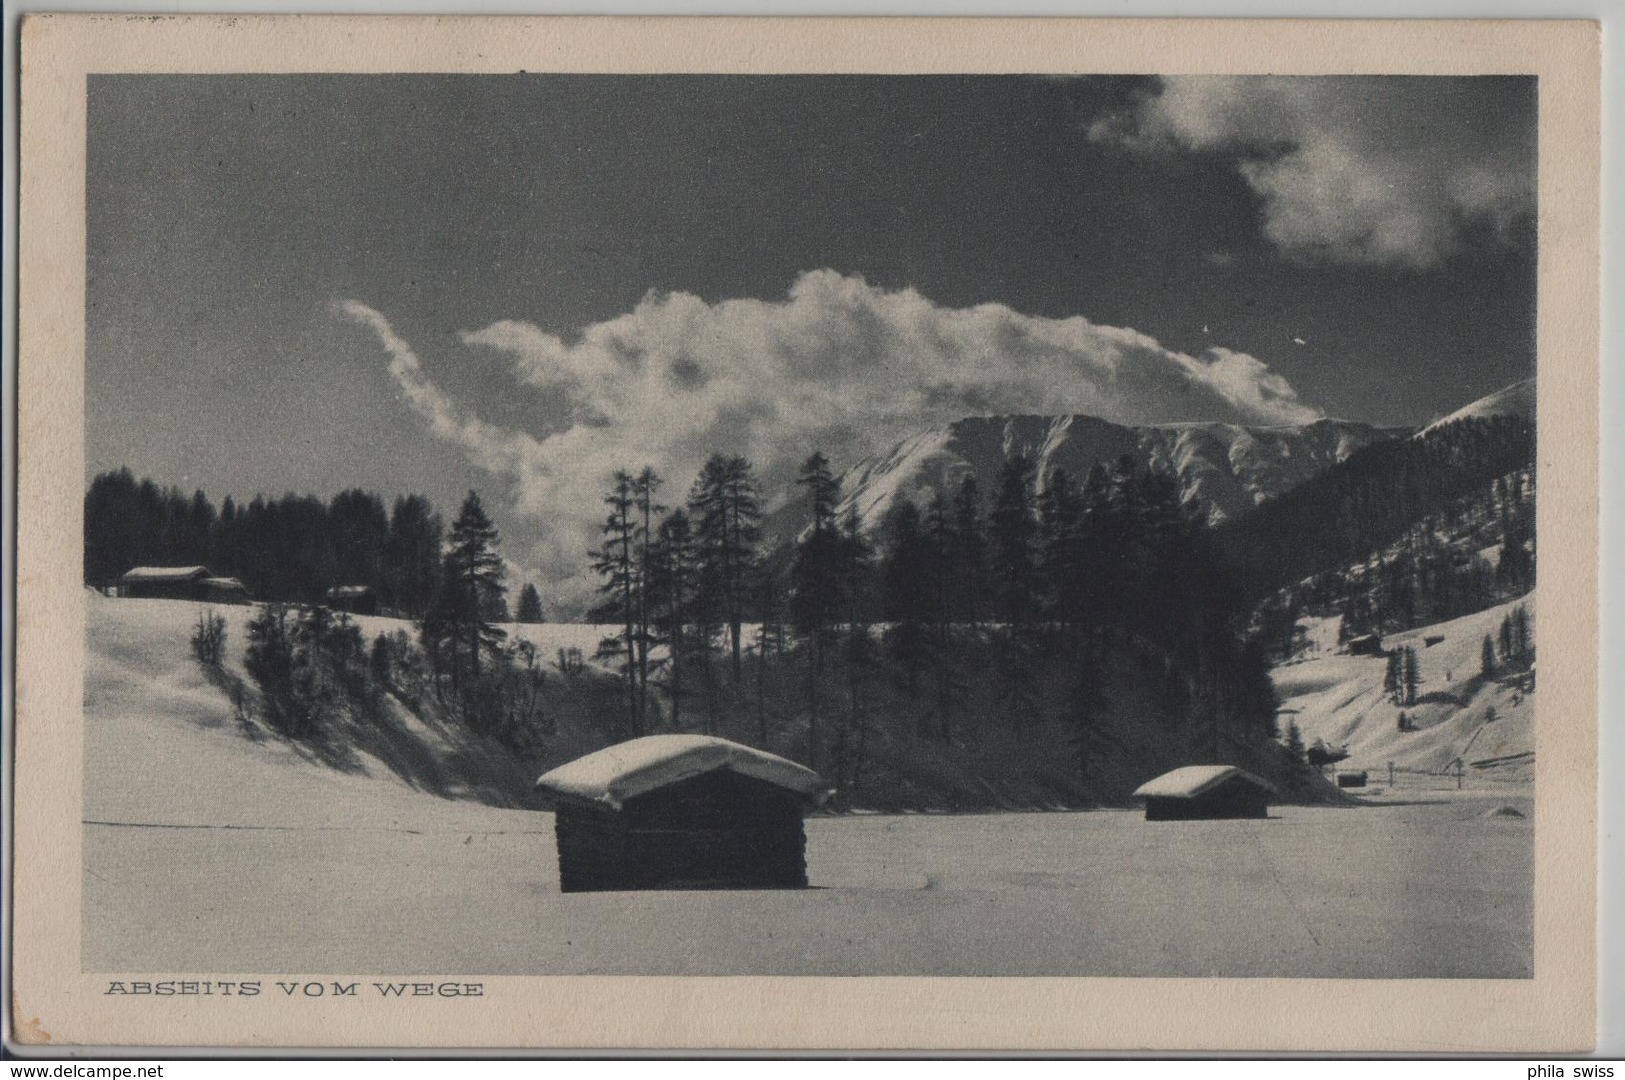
[989,451,1038,628]
[591,471,640,736]
[790,451,842,644]
[989,452,1042,732]
[950,475,986,624]
[84,468,140,587]
[834,505,876,789]
[688,455,763,684]
[1384,650,1403,705]
[632,467,666,727]
[1402,645,1420,706]
[1482,634,1498,679]
[1037,468,1083,628]
[881,500,932,701]
[516,583,544,624]
[791,451,843,770]
[329,489,389,596]
[386,495,444,618]
[753,565,784,745]
[1285,720,1306,764]
[923,489,969,743]
[650,508,696,732]
[1507,608,1522,663]
[438,490,507,684]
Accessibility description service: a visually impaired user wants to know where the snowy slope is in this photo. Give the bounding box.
[85,594,519,830]
[83,593,636,828]
[1271,595,1534,776]
[1418,378,1534,438]
[820,413,1403,537]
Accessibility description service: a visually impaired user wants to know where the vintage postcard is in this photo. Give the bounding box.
[10,15,1601,1053]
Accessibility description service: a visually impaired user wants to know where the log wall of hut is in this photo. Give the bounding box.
[554,770,809,892]
[1144,782,1270,821]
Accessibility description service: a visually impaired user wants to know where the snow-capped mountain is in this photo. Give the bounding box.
[1417,378,1534,437]
[812,413,1406,536]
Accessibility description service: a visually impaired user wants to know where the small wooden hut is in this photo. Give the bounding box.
[534,735,831,892]
[1346,633,1385,657]
[1132,765,1276,821]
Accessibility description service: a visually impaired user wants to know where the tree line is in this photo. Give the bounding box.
[83,468,544,623]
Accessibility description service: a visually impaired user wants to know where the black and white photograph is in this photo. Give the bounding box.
[11,14,1603,1053]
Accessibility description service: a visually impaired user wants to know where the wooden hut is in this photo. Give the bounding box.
[324,585,377,615]
[1346,633,1385,657]
[534,735,831,892]
[119,566,212,600]
[1132,765,1277,821]
[118,567,251,604]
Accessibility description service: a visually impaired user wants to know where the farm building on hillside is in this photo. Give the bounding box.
[118,566,251,604]
[1132,765,1277,821]
[324,585,377,615]
[1346,633,1385,657]
[534,735,832,892]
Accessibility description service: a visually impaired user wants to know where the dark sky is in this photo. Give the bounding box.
[86,74,1536,598]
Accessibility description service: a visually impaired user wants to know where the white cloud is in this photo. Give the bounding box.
[340,273,1322,612]
[1091,77,1534,269]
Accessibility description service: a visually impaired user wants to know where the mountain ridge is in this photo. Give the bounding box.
[769,378,1533,545]
[796,412,1409,543]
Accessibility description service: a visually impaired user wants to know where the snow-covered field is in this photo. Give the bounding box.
[82,594,1533,978]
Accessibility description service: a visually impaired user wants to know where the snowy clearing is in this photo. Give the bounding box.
[83,592,1532,977]
[84,798,1531,978]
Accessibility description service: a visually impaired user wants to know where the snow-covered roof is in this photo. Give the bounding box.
[204,577,248,590]
[326,585,373,598]
[535,735,831,811]
[1132,765,1277,800]
[121,566,211,583]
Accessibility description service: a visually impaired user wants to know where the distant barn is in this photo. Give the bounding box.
[534,735,831,892]
[1132,765,1277,821]
[324,585,377,615]
[119,566,251,604]
[1346,633,1385,657]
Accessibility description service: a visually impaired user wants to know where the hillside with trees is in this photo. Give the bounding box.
[1216,414,1535,607]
